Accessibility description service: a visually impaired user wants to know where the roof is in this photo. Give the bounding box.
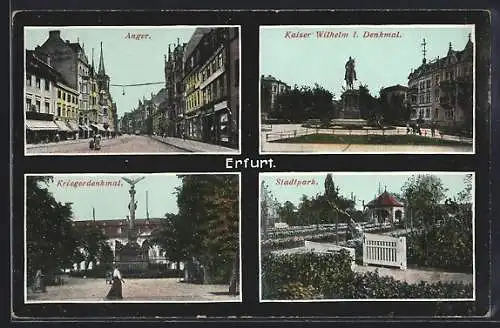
[183,27,212,61]
[366,191,404,208]
[381,84,409,93]
[408,37,473,81]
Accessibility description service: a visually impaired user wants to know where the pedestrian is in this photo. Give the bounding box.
[33,269,46,293]
[106,264,124,300]
[431,122,436,137]
[182,130,186,140]
[406,122,410,135]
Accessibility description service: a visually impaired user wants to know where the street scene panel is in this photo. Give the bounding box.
[260,25,474,154]
[24,26,240,155]
[260,172,474,305]
[25,173,241,302]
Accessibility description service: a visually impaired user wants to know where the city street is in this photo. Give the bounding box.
[26,135,188,154]
[27,276,239,302]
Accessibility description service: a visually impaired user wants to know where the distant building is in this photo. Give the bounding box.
[408,34,473,126]
[260,75,290,120]
[72,218,182,269]
[379,84,410,122]
[364,190,405,224]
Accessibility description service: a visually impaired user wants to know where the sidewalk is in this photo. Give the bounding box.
[26,138,91,149]
[151,136,238,153]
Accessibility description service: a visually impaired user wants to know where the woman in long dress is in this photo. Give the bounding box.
[33,269,46,293]
[106,265,124,299]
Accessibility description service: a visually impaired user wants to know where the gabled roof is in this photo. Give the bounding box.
[366,191,404,208]
[183,27,212,61]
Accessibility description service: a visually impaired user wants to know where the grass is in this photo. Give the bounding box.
[271,134,471,146]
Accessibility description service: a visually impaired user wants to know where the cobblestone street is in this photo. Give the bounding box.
[27,276,240,302]
[26,135,188,154]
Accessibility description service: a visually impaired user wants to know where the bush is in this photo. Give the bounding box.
[262,251,473,300]
[406,212,473,273]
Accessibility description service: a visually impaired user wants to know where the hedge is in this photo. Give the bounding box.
[406,217,473,273]
[262,251,473,300]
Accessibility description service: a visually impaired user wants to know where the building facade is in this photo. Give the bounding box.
[408,35,473,128]
[260,75,290,121]
[25,50,83,143]
[72,218,184,269]
[379,84,410,122]
[36,30,117,139]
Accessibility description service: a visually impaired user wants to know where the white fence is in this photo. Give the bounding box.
[362,233,407,270]
[304,241,356,270]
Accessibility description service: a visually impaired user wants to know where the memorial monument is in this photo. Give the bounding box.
[331,56,368,127]
[114,176,150,273]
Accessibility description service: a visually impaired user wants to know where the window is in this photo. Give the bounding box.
[45,79,50,91]
[35,100,40,112]
[57,106,61,116]
[44,102,50,113]
[235,59,239,87]
[26,98,32,111]
[58,90,61,98]
[426,80,431,89]
[26,74,32,86]
[425,108,430,118]
[63,93,66,101]
[36,77,41,88]
[425,92,430,103]
[218,52,223,68]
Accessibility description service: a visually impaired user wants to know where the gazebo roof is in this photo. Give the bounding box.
[366,191,403,208]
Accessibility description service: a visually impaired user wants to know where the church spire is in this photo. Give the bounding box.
[98,41,106,76]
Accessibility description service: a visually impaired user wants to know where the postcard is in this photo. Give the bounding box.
[25,173,241,303]
[259,172,475,301]
[260,25,475,154]
[24,26,241,155]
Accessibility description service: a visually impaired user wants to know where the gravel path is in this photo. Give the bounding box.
[27,277,239,302]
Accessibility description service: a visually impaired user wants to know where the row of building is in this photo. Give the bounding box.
[25,30,118,144]
[261,34,474,127]
[120,27,240,148]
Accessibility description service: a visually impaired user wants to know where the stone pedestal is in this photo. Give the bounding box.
[115,240,149,274]
[340,89,361,119]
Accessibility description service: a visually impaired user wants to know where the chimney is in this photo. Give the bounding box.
[49,30,61,38]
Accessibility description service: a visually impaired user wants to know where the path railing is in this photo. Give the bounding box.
[264,127,473,144]
[362,233,407,270]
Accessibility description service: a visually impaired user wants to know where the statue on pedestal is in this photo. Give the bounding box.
[122,176,145,242]
[344,56,357,90]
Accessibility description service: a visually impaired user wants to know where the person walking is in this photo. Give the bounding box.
[33,269,46,293]
[106,265,125,300]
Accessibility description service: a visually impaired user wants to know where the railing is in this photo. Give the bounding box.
[264,126,473,144]
[362,233,407,270]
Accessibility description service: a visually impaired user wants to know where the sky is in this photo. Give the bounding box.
[261,172,472,210]
[38,174,184,221]
[260,25,474,99]
[25,26,197,118]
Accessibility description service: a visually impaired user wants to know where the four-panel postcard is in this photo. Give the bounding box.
[10,8,493,322]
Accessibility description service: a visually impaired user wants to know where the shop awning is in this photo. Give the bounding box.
[79,124,91,131]
[91,123,106,132]
[26,119,59,131]
[54,120,72,132]
[66,121,79,131]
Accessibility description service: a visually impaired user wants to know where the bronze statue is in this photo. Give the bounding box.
[344,56,357,90]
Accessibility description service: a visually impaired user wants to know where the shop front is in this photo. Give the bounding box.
[214,100,232,147]
[185,113,202,141]
[66,121,80,140]
[26,119,59,144]
[54,120,73,141]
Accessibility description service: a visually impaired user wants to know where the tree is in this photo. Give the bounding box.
[175,175,239,284]
[74,224,112,271]
[402,174,448,230]
[26,177,79,284]
[278,201,298,226]
[151,213,189,271]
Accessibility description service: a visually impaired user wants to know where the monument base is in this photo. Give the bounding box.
[115,240,149,274]
[340,89,361,119]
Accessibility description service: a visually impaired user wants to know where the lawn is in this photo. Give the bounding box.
[271,134,471,146]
